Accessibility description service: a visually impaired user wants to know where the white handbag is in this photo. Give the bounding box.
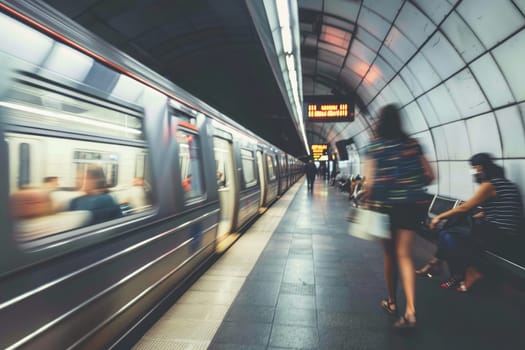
[348,207,391,240]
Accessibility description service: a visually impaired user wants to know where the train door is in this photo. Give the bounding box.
[256,150,266,208]
[213,137,236,240]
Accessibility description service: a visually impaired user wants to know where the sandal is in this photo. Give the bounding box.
[380,299,397,316]
[440,276,460,289]
[393,314,416,329]
[415,259,442,278]
[456,281,469,293]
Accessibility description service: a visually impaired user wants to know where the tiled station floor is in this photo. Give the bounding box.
[134,178,525,350]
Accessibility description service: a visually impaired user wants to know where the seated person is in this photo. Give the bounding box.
[10,188,91,241]
[70,165,122,225]
[350,175,365,205]
[422,153,524,292]
[182,174,192,192]
[216,170,225,187]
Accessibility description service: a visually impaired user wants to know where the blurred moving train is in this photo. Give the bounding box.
[0,1,302,348]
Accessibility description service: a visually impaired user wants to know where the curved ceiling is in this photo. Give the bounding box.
[299,0,525,203]
[38,0,525,202]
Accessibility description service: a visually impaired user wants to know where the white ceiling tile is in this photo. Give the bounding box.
[466,112,502,158]
[412,0,454,24]
[357,84,376,104]
[436,161,450,195]
[357,8,392,41]
[399,67,424,97]
[373,56,396,82]
[442,121,471,160]
[421,31,464,79]
[449,161,476,200]
[445,68,490,117]
[388,76,413,106]
[378,45,404,71]
[441,11,484,63]
[384,26,417,62]
[403,102,428,134]
[426,84,461,124]
[355,27,382,51]
[395,2,436,47]
[495,106,525,158]
[318,49,345,66]
[417,95,440,127]
[345,54,369,77]
[457,0,525,48]
[318,42,348,57]
[492,29,525,102]
[323,15,355,32]
[502,159,525,207]
[469,53,515,108]
[324,0,360,23]
[351,39,376,65]
[432,126,449,160]
[363,0,403,22]
[514,0,525,14]
[339,68,362,91]
[406,53,441,92]
[412,130,436,162]
[377,84,398,106]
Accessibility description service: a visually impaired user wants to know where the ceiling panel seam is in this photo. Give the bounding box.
[362,0,460,109]
[351,0,407,100]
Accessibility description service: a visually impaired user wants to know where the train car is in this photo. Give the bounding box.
[0,1,299,349]
[277,151,289,195]
[256,144,280,210]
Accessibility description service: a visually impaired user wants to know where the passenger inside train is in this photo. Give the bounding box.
[182,174,192,193]
[69,164,123,225]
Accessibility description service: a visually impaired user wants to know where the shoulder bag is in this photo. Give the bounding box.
[348,206,391,240]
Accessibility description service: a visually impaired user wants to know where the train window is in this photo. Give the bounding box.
[216,160,226,188]
[176,129,205,202]
[266,155,276,181]
[6,132,154,243]
[18,143,31,188]
[2,97,152,242]
[241,149,257,188]
[2,77,143,141]
[214,137,231,189]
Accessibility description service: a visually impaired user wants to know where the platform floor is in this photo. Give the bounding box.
[134,178,525,350]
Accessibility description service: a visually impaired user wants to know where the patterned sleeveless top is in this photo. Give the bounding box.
[366,138,428,204]
[482,178,523,234]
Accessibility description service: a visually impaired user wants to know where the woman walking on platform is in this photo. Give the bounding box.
[362,104,434,329]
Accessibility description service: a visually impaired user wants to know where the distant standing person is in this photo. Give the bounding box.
[304,159,317,192]
[362,104,434,329]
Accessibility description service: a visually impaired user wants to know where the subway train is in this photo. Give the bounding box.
[0,1,303,349]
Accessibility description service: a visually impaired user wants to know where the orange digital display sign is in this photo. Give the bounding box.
[307,103,349,119]
[311,144,328,161]
[305,96,355,122]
